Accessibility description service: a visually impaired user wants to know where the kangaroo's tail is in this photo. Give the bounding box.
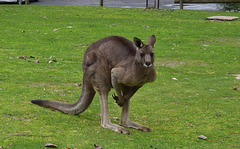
[31,77,96,115]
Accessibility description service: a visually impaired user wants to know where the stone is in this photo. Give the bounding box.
[207,16,239,21]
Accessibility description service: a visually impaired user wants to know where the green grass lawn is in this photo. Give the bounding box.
[0,5,239,149]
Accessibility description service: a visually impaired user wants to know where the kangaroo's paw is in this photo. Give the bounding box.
[121,121,152,132]
[112,93,124,107]
[102,123,131,135]
[112,93,119,102]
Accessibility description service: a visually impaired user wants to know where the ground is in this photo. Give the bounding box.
[0,5,239,149]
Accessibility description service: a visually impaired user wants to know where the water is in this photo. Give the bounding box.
[96,0,221,11]
[32,0,238,11]
[164,3,219,11]
[96,0,220,11]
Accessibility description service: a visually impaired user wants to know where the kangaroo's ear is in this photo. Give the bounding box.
[148,35,156,48]
[134,37,144,48]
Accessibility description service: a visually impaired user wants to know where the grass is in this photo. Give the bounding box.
[0,5,239,149]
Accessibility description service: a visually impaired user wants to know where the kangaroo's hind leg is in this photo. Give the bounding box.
[120,86,152,132]
[99,91,131,135]
[87,58,130,134]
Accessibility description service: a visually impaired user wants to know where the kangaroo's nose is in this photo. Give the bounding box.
[145,62,151,66]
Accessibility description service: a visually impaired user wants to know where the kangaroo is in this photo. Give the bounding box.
[32,35,156,134]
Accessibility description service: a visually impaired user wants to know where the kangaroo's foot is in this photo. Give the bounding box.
[121,121,152,132]
[101,123,131,135]
[112,94,124,107]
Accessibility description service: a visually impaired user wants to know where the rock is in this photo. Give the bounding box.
[207,16,239,21]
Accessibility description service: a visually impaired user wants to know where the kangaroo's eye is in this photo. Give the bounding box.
[140,53,145,58]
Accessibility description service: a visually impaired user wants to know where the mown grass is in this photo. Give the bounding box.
[0,5,239,149]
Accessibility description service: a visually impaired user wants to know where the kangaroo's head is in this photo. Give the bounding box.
[134,35,156,68]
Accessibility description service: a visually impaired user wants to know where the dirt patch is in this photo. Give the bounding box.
[216,38,240,47]
[202,38,240,47]
[156,59,186,68]
[156,58,209,68]
[5,114,33,121]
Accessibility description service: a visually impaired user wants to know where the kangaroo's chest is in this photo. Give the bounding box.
[122,69,156,86]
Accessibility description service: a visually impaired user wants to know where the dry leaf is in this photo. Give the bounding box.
[209,89,216,92]
[113,117,119,121]
[53,29,58,32]
[34,60,40,63]
[17,56,27,59]
[45,143,58,148]
[234,74,240,80]
[76,43,89,47]
[198,135,207,140]
[94,144,103,149]
[75,83,82,87]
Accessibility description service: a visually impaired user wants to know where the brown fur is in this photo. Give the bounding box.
[32,35,156,134]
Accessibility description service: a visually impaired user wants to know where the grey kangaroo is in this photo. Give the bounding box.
[32,35,156,134]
